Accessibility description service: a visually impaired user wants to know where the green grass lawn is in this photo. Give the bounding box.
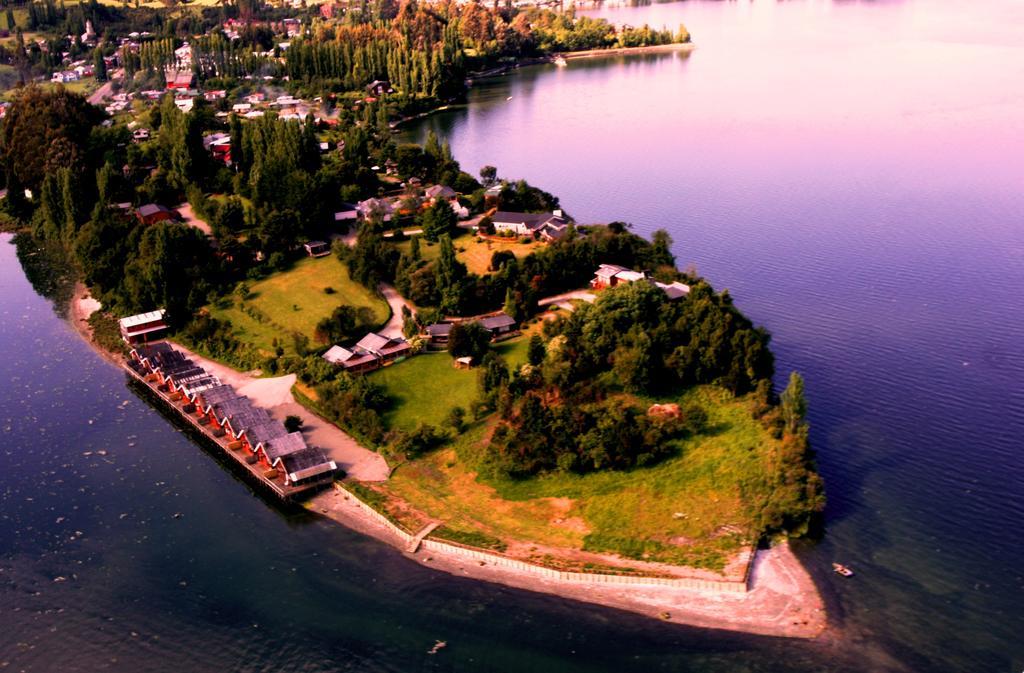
[369,331,536,432]
[377,386,774,573]
[455,235,541,275]
[393,236,442,265]
[369,352,480,431]
[208,255,389,357]
[391,232,542,275]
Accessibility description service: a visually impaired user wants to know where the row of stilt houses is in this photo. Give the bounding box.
[126,342,337,499]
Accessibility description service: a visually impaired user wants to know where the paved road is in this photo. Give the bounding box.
[87,69,122,106]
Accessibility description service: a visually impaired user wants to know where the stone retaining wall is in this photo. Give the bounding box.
[337,483,750,593]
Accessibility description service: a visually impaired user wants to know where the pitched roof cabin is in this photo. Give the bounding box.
[366,79,392,96]
[590,264,691,299]
[119,309,168,344]
[424,184,456,201]
[322,345,380,373]
[165,70,194,90]
[303,241,330,257]
[323,333,412,373]
[425,322,453,344]
[655,280,691,300]
[356,198,393,222]
[478,312,518,337]
[131,343,336,487]
[492,211,569,241]
[591,264,644,288]
[136,203,177,225]
[355,332,411,362]
[334,202,359,222]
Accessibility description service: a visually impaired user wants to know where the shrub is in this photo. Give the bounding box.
[284,415,303,433]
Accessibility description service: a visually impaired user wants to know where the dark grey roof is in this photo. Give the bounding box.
[135,342,174,359]
[479,313,517,331]
[213,398,258,420]
[281,447,334,474]
[245,419,289,446]
[492,211,567,231]
[492,211,553,227]
[200,385,240,405]
[426,323,453,337]
[137,203,170,217]
[355,332,392,354]
[263,431,307,460]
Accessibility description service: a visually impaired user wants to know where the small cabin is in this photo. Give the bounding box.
[334,202,359,223]
[136,203,177,225]
[303,241,330,258]
[119,309,168,344]
[478,312,518,339]
[323,345,380,374]
[425,322,453,345]
[355,332,411,364]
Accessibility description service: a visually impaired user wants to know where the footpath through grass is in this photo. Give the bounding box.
[377,386,774,573]
[207,256,389,357]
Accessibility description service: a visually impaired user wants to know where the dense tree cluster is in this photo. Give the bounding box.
[743,373,825,536]
[488,393,699,477]
[483,279,772,477]
[454,3,687,59]
[396,223,679,320]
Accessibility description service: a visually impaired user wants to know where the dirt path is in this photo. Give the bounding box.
[377,283,413,338]
[538,289,597,307]
[169,342,390,481]
[175,202,212,236]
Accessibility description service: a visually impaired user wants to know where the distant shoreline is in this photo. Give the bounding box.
[561,42,696,61]
[393,42,695,128]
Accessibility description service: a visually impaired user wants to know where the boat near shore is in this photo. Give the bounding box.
[832,563,854,577]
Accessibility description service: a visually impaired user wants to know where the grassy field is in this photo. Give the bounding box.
[391,232,541,275]
[393,235,443,265]
[367,331,535,432]
[207,255,389,357]
[369,352,480,431]
[1,75,98,101]
[454,235,540,275]
[376,386,773,573]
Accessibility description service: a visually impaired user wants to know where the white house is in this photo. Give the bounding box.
[491,210,569,241]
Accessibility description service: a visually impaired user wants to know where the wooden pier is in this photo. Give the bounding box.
[123,361,333,501]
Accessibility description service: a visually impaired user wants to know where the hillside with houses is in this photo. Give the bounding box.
[0,0,821,588]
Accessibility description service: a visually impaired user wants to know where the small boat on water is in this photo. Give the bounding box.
[553,55,568,67]
[832,562,854,577]
[427,640,447,655]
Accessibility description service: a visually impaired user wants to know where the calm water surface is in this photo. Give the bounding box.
[5,1,1024,671]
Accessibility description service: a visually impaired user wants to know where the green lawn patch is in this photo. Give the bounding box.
[207,255,389,357]
[378,386,773,573]
[369,351,479,431]
[455,236,540,275]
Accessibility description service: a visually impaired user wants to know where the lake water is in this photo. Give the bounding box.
[4,0,1024,671]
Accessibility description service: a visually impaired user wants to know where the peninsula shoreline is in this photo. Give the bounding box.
[67,277,825,640]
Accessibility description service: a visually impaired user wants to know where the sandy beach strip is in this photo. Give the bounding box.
[311,486,826,639]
